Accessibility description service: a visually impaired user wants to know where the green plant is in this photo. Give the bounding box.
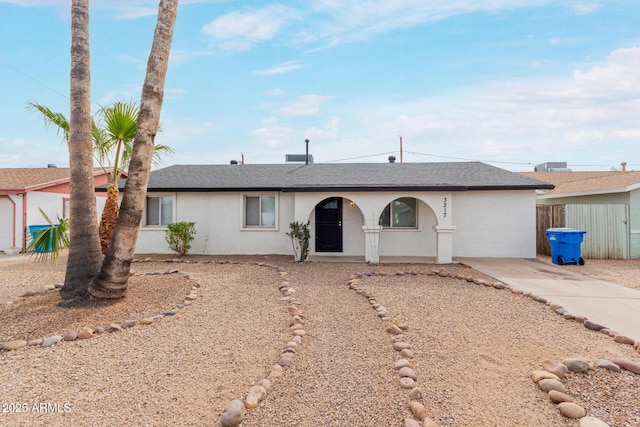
[286,221,310,262]
[165,222,196,256]
[25,208,70,263]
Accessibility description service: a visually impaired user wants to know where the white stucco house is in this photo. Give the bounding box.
[121,161,553,264]
[0,167,110,253]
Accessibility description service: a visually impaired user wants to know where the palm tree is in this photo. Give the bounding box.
[63,0,103,300]
[90,0,179,299]
[28,101,173,254]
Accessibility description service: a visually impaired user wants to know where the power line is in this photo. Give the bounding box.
[325,151,397,163]
[0,58,68,100]
[408,151,534,166]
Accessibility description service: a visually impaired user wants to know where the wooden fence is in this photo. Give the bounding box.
[536,204,564,256]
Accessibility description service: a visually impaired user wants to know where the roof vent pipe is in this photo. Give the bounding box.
[621,162,627,172]
[388,156,396,163]
[305,139,310,165]
[47,163,57,168]
[230,160,238,165]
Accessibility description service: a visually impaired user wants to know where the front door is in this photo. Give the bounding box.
[315,197,343,252]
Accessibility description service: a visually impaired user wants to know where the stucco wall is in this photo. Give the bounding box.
[135,192,294,255]
[452,190,537,258]
[135,189,538,259]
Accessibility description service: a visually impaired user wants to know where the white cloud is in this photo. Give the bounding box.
[304,116,340,142]
[278,95,334,116]
[350,45,640,168]
[201,5,298,51]
[253,61,306,76]
[573,2,600,15]
[249,116,294,148]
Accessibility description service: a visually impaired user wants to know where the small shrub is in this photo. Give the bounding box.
[286,221,310,262]
[165,222,196,256]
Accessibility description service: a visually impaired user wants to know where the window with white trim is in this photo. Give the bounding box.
[146,196,173,226]
[244,195,276,227]
[379,197,417,228]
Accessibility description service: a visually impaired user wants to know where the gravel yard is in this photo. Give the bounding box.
[1,253,639,426]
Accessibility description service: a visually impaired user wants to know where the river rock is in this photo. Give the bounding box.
[399,367,417,381]
[562,358,591,373]
[399,377,415,389]
[408,401,426,420]
[584,320,605,331]
[1,340,28,351]
[558,402,586,419]
[423,418,439,427]
[220,399,245,427]
[403,419,421,427]
[107,323,122,332]
[244,385,267,409]
[77,327,93,339]
[42,335,62,347]
[530,370,560,383]
[393,342,412,351]
[594,359,621,373]
[613,335,635,345]
[140,318,154,325]
[63,330,77,341]
[394,359,412,370]
[122,320,136,328]
[277,355,294,367]
[408,387,423,400]
[548,390,574,403]
[538,379,567,393]
[611,357,640,374]
[27,339,43,346]
[400,349,414,359]
[256,379,271,391]
[387,324,403,335]
[541,358,568,378]
[579,416,612,427]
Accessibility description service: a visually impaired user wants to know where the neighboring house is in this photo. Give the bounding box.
[122,161,553,264]
[521,171,640,259]
[0,167,111,253]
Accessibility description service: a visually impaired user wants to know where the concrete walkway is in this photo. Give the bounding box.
[457,257,640,343]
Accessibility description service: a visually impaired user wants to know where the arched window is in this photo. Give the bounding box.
[379,197,417,228]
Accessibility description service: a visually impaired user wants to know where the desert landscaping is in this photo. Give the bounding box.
[1,253,639,427]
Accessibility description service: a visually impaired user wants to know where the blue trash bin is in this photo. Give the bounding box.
[546,228,586,265]
[29,224,54,253]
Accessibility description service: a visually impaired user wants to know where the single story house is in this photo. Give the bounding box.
[521,170,640,259]
[0,167,111,253]
[123,161,553,264]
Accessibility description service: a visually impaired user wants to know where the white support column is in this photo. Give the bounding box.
[362,225,382,264]
[434,225,456,264]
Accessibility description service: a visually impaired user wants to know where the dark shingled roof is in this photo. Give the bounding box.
[123,162,553,192]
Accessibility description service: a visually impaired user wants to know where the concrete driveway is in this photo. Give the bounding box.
[457,257,640,343]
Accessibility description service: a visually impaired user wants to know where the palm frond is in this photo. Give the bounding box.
[25,208,70,264]
[26,102,70,142]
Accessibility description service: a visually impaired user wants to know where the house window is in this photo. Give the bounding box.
[245,195,276,227]
[146,196,173,226]
[379,197,417,228]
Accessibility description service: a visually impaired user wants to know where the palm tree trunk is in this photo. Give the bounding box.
[98,184,120,254]
[90,0,178,299]
[61,0,103,300]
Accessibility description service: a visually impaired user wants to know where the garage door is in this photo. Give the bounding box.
[0,197,15,250]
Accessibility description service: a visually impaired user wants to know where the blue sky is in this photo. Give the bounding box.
[1,0,639,171]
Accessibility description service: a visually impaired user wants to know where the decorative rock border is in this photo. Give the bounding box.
[1,267,203,352]
[344,267,640,427]
[219,268,309,427]
[531,356,640,426]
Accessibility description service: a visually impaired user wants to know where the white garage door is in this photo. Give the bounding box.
[0,197,15,250]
